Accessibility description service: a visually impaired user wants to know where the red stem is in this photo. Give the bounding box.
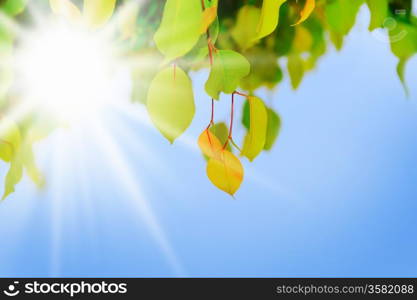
[208,41,214,66]
[201,0,215,67]
[234,91,249,98]
[223,93,235,149]
[229,93,235,139]
[206,98,215,130]
[203,0,215,143]
[221,91,249,149]
[204,98,215,151]
[210,98,214,124]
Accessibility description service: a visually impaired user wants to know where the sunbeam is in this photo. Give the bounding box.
[0,0,188,276]
[88,117,186,275]
[48,129,71,276]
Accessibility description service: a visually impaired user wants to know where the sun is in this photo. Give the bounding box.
[15,19,116,122]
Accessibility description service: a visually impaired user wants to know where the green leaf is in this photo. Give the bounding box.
[231,5,261,50]
[147,66,195,143]
[154,0,203,62]
[274,2,296,56]
[304,16,327,59]
[366,0,388,31]
[210,122,231,152]
[389,22,417,59]
[255,0,286,40]
[389,21,417,95]
[242,100,250,130]
[325,0,364,34]
[205,50,250,99]
[240,47,283,91]
[241,96,267,161]
[325,0,364,49]
[185,17,220,65]
[83,0,116,28]
[396,58,409,97]
[287,54,305,90]
[1,0,26,16]
[264,108,281,151]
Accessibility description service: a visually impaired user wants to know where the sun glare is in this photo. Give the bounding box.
[0,1,187,276]
[15,20,115,121]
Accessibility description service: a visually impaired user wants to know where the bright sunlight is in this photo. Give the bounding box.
[15,19,115,121]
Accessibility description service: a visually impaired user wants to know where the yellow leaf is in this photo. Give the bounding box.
[2,159,23,200]
[0,118,21,163]
[201,6,217,34]
[293,0,315,26]
[241,96,267,161]
[207,150,244,196]
[293,26,313,53]
[198,129,223,159]
[154,0,203,61]
[287,54,305,89]
[83,0,116,28]
[231,5,261,50]
[49,0,82,21]
[255,0,286,40]
[147,66,195,143]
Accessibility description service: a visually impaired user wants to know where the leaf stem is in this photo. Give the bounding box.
[201,0,215,66]
[230,138,242,152]
[203,98,216,153]
[223,93,235,149]
[206,98,215,130]
[233,90,249,98]
[221,91,249,150]
[208,39,214,66]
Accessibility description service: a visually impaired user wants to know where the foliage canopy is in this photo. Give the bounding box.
[0,0,416,198]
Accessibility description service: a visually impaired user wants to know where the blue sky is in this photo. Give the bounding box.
[0,7,416,277]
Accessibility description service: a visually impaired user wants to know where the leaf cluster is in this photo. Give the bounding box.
[0,0,416,198]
